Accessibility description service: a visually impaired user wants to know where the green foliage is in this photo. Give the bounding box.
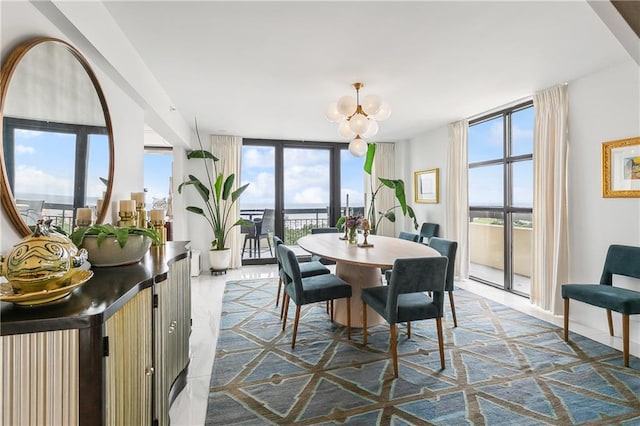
[178,119,251,250]
[70,223,160,248]
[363,143,418,233]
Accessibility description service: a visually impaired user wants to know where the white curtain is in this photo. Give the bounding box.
[211,135,243,269]
[365,142,396,237]
[531,84,569,315]
[446,120,469,279]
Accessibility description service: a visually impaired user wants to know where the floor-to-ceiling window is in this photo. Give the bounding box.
[240,139,360,264]
[468,101,533,296]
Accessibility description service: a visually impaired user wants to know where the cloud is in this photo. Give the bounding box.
[242,147,274,168]
[15,144,35,154]
[15,129,43,139]
[15,164,73,196]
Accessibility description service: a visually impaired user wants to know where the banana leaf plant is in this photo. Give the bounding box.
[362,143,418,234]
[178,120,250,251]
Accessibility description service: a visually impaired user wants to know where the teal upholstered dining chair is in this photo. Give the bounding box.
[398,231,420,242]
[310,227,340,265]
[362,256,449,377]
[278,243,352,349]
[562,244,640,367]
[273,236,330,319]
[428,237,459,327]
[419,222,439,245]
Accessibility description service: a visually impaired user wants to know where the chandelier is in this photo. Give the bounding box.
[325,82,391,157]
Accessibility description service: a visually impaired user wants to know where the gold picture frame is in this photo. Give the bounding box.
[602,136,640,198]
[414,168,439,204]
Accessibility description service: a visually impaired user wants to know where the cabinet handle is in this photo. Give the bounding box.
[145,366,155,376]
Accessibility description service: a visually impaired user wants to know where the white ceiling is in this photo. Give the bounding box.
[103,1,631,144]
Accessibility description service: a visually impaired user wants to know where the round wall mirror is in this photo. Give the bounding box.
[0,37,114,237]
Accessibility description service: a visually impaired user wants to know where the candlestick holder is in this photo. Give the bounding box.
[117,211,136,227]
[75,218,92,229]
[358,229,374,247]
[339,226,348,240]
[136,204,147,228]
[151,219,166,245]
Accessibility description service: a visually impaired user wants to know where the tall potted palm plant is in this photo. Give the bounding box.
[178,121,250,271]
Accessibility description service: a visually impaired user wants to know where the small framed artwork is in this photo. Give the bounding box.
[602,136,640,198]
[414,168,439,203]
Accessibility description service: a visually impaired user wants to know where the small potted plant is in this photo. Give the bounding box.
[178,120,250,271]
[70,223,160,267]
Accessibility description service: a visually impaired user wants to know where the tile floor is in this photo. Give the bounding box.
[168,264,640,426]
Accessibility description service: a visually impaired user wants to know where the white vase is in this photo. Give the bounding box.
[209,248,231,271]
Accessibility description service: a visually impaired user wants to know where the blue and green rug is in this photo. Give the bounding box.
[206,278,640,425]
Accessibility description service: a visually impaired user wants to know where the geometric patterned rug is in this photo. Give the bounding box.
[206,278,640,425]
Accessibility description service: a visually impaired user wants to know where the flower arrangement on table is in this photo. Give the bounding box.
[345,214,364,243]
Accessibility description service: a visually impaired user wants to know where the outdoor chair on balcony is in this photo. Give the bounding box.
[243,208,274,258]
[273,236,330,319]
[419,222,439,245]
[562,244,640,367]
[16,199,45,226]
[362,256,449,377]
[278,243,352,349]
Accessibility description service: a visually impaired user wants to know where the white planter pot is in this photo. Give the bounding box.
[209,249,231,271]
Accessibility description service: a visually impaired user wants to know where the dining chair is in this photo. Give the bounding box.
[310,227,340,265]
[362,256,448,377]
[278,243,352,349]
[398,231,420,242]
[419,222,439,245]
[273,236,330,318]
[428,237,459,327]
[562,244,640,367]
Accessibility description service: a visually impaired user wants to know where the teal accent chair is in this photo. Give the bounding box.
[562,244,640,367]
[398,231,420,242]
[273,237,330,318]
[428,237,459,327]
[419,222,439,245]
[362,256,449,377]
[278,243,352,349]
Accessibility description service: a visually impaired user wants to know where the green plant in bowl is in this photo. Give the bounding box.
[70,224,160,248]
[70,224,161,267]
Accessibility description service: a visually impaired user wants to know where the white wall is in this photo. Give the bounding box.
[401,57,640,339]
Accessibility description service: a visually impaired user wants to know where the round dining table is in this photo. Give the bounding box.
[297,233,439,327]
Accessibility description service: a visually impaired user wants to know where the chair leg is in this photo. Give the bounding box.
[346,297,351,340]
[275,277,282,308]
[282,295,290,331]
[266,236,273,257]
[291,305,301,349]
[563,298,569,342]
[326,300,329,314]
[623,314,630,367]
[362,302,368,345]
[280,290,287,320]
[390,323,398,378]
[607,309,614,336]
[436,317,445,370]
[448,291,458,327]
[330,300,334,322]
[407,322,411,339]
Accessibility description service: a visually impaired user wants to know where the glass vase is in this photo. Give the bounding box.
[348,228,357,244]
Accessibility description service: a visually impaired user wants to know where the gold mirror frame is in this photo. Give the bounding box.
[0,37,114,236]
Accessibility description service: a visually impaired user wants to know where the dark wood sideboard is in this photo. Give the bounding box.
[0,241,192,426]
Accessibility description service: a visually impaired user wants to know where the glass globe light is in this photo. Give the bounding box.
[338,119,355,139]
[337,95,356,116]
[362,94,382,115]
[362,119,378,138]
[348,136,368,157]
[349,113,369,134]
[372,101,391,121]
[325,102,343,122]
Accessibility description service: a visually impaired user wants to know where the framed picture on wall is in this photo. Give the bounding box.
[602,136,640,198]
[414,168,439,203]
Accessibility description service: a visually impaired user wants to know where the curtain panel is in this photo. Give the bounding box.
[532,84,569,315]
[447,120,469,280]
[211,135,243,269]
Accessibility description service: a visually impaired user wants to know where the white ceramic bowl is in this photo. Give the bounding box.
[82,235,152,267]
